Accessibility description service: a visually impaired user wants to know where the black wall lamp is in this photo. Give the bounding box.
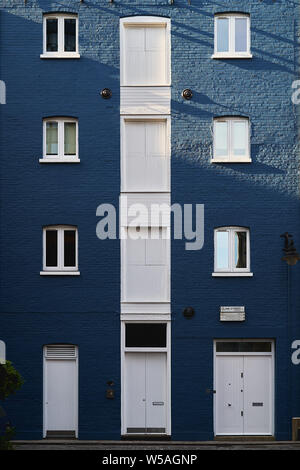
[101,88,112,99]
[183,307,195,319]
[281,232,300,266]
[182,89,193,100]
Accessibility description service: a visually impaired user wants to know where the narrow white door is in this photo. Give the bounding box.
[44,345,78,436]
[215,356,244,435]
[243,356,272,435]
[146,353,167,433]
[125,353,146,432]
[125,352,167,434]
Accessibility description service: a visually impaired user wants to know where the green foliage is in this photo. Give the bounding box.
[0,361,24,450]
[0,425,15,450]
[0,361,24,401]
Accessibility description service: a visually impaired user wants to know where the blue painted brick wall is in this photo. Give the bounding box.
[0,0,299,440]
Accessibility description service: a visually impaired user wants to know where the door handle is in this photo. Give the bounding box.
[152,402,164,406]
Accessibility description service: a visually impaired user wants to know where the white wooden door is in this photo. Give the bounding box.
[124,25,167,85]
[44,346,78,436]
[215,354,273,435]
[243,356,272,435]
[124,227,169,302]
[125,352,167,434]
[123,119,169,192]
[215,356,244,435]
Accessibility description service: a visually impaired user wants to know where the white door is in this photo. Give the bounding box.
[123,25,167,85]
[123,119,169,192]
[215,356,244,435]
[215,354,273,435]
[44,345,78,437]
[243,356,272,435]
[125,352,167,434]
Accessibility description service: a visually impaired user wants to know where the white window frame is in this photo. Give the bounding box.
[212,117,251,163]
[121,115,171,192]
[212,13,252,59]
[213,226,252,277]
[41,225,79,275]
[40,117,79,163]
[41,13,80,59]
[120,16,171,86]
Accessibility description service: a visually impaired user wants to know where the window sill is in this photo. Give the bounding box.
[39,158,80,163]
[211,158,252,164]
[40,271,80,276]
[212,272,253,277]
[211,53,253,59]
[40,53,80,59]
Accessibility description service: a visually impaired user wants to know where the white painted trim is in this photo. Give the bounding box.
[120,16,171,87]
[213,340,275,437]
[212,54,252,59]
[39,158,80,163]
[42,13,79,58]
[121,302,171,314]
[40,271,80,276]
[43,344,79,438]
[211,158,252,164]
[121,320,171,436]
[121,314,171,321]
[40,53,80,59]
[212,272,253,277]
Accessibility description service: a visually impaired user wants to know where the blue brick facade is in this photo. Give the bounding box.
[0,0,299,440]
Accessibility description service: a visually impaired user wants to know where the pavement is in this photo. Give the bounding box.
[11,440,300,450]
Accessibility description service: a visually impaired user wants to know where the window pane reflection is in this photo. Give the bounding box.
[235,231,247,268]
[46,19,58,52]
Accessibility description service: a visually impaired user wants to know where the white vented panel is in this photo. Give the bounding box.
[122,119,170,192]
[45,345,77,360]
[121,87,171,115]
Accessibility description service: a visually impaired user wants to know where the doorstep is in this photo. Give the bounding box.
[214,435,276,442]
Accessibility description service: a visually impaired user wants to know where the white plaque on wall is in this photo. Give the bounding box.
[220,306,245,322]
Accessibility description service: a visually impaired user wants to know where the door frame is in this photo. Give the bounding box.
[43,344,79,438]
[121,319,171,436]
[213,339,275,436]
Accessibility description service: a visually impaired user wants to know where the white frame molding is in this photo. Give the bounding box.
[41,13,80,59]
[213,339,275,436]
[43,344,79,438]
[40,117,79,163]
[212,117,251,163]
[212,13,252,59]
[213,226,252,276]
[121,115,171,193]
[120,16,171,86]
[121,319,171,436]
[41,225,79,275]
